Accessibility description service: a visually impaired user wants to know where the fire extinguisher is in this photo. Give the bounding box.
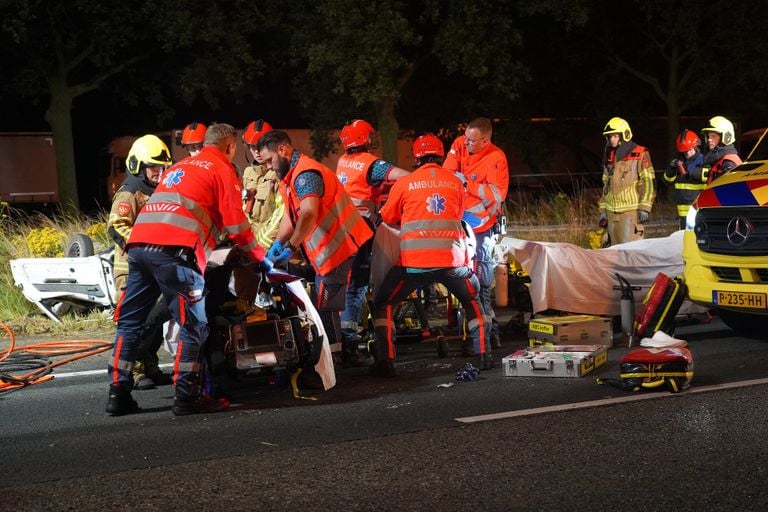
[494,245,508,307]
[614,273,641,346]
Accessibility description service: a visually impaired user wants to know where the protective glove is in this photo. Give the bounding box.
[260,256,274,273]
[665,159,679,179]
[455,172,467,187]
[267,240,284,261]
[273,245,295,264]
[638,210,649,224]
[598,212,608,228]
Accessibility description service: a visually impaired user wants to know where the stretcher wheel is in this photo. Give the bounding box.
[437,337,449,358]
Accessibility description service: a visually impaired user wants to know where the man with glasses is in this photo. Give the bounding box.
[443,117,509,360]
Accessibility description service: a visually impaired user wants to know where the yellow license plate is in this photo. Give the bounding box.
[713,290,768,309]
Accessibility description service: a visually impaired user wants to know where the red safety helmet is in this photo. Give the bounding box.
[676,129,701,152]
[412,133,445,159]
[243,119,273,145]
[340,119,375,150]
[181,122,207,145]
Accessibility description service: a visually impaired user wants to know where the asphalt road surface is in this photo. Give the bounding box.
[2,312,768,511]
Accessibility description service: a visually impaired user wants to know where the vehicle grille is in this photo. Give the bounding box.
[695,207,768,256]
[712,267,742,282]
[710,266,768,283]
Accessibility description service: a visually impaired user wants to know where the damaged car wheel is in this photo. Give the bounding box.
[65,233,94,258]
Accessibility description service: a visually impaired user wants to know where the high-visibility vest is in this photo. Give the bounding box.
[280,152,373,275]
[380,163,468,268]
[702,153,742,185]
[336,151,382,220]
[443,136,509,233]
[129,145,263,272]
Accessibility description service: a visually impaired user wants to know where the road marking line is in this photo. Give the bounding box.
[455,377,768,423]
[54,363,173,379]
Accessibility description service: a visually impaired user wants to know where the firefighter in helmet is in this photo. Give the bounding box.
[108,134,174,390]
[693,116,742,185]
[598,117,656,245]
[664,129,705,230]
[242,119,281,239]
[180,122,207,157]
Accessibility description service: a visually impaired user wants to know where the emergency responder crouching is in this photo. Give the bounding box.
[108,134,173,390]
[371,134,490,377]
[106,123,271,417]
[598,117,656,245]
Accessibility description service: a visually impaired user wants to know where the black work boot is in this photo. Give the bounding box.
[369,359,398,378]
[478,353,495,371]
[490,332,502,350]
[105,384,139,416]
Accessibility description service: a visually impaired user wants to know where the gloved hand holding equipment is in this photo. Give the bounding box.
[267,240,284,261]
[637,210,649,224]
[272,242,295,263]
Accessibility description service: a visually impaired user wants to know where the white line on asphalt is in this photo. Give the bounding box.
[455,377,768,423]
[54,363,174,379]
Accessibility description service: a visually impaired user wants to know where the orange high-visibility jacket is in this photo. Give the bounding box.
[129,145,265,272]
[443,135,509,233]
[380,163,468,268]
[336,151,383,220]
[280,152,373,275]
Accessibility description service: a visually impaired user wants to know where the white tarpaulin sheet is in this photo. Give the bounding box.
[498,230,704,317]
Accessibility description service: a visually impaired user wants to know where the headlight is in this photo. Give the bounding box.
[685,205,698,231]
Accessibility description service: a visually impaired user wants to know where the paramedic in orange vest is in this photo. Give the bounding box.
[442,117,508,351]
[256,130,374,367]
[371,134,489,377]
[694,116,742,185]
[180,122,206,157]
[598,117,656,245]
[336,119,410,350]
[106,123,270,417]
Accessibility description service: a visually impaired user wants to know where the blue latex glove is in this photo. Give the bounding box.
[267,240,284,261]
[260,256,274,273]
[273,246,294,263]
[455,172,467,186]
[461,211,482,229]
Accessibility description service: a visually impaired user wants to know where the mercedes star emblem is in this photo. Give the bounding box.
[726,216,752,246]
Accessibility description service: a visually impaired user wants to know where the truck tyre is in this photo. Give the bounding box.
[718,310,767,339]
[65,233,94,257]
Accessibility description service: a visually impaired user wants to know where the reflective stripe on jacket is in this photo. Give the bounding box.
[599,144,656,214]
[380,163,468,268]
[336,151,381,220]
[702,153,742,185]
[443,135,509,233]
[129,145,264,272]
[281,152,373,275]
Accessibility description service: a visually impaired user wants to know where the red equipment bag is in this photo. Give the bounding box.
[634,273,686,339]
[596,347,693,393]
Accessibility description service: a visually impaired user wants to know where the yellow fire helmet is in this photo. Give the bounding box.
[126,134,173,175]
[701,116,735,146]
[602,117,633,142]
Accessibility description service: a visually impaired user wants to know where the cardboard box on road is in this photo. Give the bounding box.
[528,314,613,348]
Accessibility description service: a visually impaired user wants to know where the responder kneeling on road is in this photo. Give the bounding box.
[106,123,271,417]
[370,134,490,378]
